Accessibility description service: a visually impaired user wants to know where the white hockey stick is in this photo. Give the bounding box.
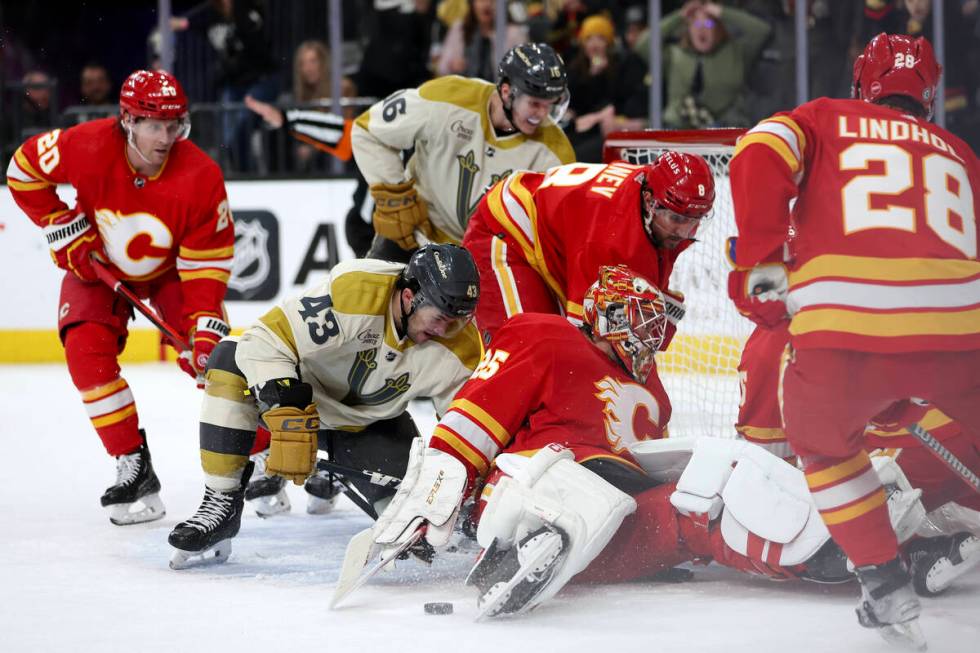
[906,422,980,494]
[330,527,424,609]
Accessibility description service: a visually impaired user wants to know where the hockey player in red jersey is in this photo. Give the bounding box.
[462,151,714,343]
[342,265,929,619]
[6,70,234,525]
[729,33,980,645]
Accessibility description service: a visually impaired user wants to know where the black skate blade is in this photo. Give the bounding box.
[169,540,233,570]
[107,493,165,526]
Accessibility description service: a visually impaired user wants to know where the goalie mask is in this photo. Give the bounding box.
[583,265,667,384]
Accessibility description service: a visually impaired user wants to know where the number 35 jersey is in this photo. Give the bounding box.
[731,97,980,353]
[429,313,671,487]
[235,259,482,429]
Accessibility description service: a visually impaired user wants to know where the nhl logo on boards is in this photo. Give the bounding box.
[226,211,280,301]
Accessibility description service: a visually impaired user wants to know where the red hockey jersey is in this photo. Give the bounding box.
[429,312,671,488]
[479,162,691,321]
[731,97,980,353]
[7,117,234,331]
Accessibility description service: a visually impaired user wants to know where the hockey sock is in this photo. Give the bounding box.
[64,322,142,456]
[804,451,898,567]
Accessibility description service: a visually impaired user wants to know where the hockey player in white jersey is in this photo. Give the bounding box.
[167,244,482,569]
[352,42,576,262]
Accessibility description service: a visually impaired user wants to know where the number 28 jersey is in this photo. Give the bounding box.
[731,97,980,353]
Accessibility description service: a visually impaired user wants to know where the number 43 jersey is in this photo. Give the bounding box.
[730,97,980,353]
[235,259,483,429]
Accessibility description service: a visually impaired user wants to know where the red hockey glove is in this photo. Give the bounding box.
[42,208,105,282]
[727,264,790,328]
[178,315,231,387]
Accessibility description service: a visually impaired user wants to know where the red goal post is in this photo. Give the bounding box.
[603,129,752,439]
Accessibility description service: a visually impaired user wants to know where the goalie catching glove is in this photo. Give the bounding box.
[254,379,320,484]
[370,180,435,250]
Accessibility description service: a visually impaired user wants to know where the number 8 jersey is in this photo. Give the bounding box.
[730,97,980,352]
[235,259,483,428]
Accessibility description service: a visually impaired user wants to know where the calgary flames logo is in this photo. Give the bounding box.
[594,376,661,453]
[94,209,173,278]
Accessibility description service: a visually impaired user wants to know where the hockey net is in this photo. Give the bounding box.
[604,129,753,439]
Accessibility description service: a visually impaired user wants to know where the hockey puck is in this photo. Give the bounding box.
[424,602,454,615]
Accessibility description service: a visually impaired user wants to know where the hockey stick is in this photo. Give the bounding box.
[91,258,190,352]
[330,527,424,609]
[906,422,980,494]
[315,459,401,490]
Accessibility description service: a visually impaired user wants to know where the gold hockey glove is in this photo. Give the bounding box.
[263,404,319,484]
[370,180,435,250]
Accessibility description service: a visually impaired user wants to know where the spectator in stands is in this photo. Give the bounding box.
[635,0,770,129]
[20,70,55,134]
[80,63,113,106]
[436,0,528,80]
[171,0,280,172]
[565,13,648,162]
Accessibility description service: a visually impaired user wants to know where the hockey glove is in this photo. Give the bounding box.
[43,208,105,282]
[373,438,468,559]
[727,264,790,328]
[178,315,231,387]
[263,403,319,484]
[370,180,435,250]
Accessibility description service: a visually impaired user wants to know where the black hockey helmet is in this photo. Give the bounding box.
[399,244,480,319]
[497,43,568,101]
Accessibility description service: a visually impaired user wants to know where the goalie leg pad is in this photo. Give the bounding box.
[471,445,636,616]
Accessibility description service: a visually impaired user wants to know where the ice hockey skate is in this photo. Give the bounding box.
[854,557,927,651]
[168,463,251,570]
[907,532,980,597]
[245,450,291,517]
[304,468,343,515]
[467,525,568,621]
[100,430,165,526]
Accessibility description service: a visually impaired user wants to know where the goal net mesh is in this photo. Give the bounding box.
[604,130,753,439]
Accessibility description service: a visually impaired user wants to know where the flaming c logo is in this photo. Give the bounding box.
[594,376,661,453]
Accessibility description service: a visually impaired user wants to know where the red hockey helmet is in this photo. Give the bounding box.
[583,265,667,384]
[120,70,189,125]
[851,33,942,119]
[644,151,715,219]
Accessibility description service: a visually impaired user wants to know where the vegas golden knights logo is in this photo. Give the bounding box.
[342,349,411,406]
[455,150,511,229]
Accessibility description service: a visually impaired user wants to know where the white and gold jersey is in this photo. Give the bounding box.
[352,75,575,243]
[235,259,482,429]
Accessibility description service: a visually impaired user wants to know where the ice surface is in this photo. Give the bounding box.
[1,365,977,653]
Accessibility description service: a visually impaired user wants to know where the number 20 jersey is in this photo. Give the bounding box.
[731,97,980,353]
